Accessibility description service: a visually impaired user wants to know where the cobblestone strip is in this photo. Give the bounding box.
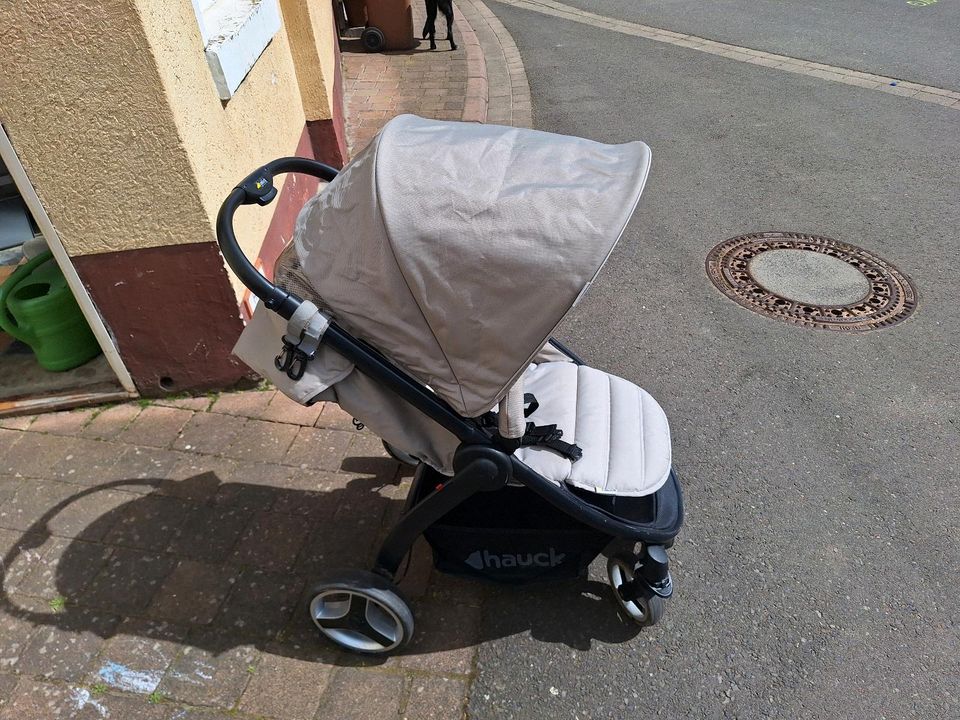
[492,0,960,109]
[459,0,534,127]
[456,10,489,123]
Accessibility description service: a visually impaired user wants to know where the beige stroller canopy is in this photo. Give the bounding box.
[286,114,652,417]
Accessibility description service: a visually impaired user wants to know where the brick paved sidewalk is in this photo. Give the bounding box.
[0,389,482,719]
[342,0,532,155]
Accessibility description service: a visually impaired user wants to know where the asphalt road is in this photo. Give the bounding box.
[561,0,960,92]
[470,2,960,718]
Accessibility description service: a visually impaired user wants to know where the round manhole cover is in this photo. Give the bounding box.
[706,232,917,331]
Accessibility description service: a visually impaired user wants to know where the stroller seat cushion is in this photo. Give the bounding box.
[516,363,672,497]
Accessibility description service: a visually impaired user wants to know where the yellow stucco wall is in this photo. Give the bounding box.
[0,0,213,257]
[281,0,339,119]
[136,0,308,283]
[310,0,340,116]
[1,0,338,301]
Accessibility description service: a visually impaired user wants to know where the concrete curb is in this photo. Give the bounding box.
[458,0,534,127]
[457,12,489,122]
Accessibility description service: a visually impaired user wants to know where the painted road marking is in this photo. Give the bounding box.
[491,0,960,109]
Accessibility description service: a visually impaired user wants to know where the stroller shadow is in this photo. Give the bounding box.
[0,455,643,668]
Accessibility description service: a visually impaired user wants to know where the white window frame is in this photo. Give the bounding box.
[191,0,282,101]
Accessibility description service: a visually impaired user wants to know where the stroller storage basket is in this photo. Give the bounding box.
[412,467,611,583]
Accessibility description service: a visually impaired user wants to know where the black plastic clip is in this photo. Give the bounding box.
[239,170,278,206]
[519,422,583,462]
[274,335,314,381]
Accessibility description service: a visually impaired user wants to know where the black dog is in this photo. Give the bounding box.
[422,0,457,51]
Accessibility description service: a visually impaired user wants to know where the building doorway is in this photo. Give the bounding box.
[0,125,136,416]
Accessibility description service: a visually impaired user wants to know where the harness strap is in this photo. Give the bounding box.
[482,394,583,462]
[518,422,583,461]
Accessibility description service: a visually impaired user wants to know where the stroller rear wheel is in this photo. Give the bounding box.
[607,553,665,627]
[308,570,414,654]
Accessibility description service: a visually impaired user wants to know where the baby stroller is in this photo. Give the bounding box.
[218,115,684,654]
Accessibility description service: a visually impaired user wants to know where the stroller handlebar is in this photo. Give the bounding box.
[215,157,340,320]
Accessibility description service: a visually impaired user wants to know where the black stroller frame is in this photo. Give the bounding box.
[217,158,684,653]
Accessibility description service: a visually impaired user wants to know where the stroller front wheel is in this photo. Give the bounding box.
[307,570,414,654]
[607,553,665,627]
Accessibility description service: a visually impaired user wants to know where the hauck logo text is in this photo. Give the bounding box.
[465,548,566,570]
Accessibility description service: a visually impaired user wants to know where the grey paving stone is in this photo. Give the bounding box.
[341,431,399,478]
[17,608,120,681]
[222,419,299,464]
[81,404,141,439]
[284,427,353,471]
[158,629,258,708]
[0,429,22,456]
[27,409,95,436]
[223,459,298,490]
[0,476,20,507]
[0,595,45,671]
[238,651,332,720]
[49,487,133,542]
[166,503,254,563]
[154,394,213,412]
[212,481,278,515]
[208,390,275,418]
[403,677,469,720]
[87,618,188,694]
[0,479,130,541]
[181,459,294,515]
[295,523,379,577]
[110,446,185,487]
[0,674,15,709]
[159,456,237,503]
[103,495,191,552]
[147,561,237,626]
[49,438,127,486]
[173,413,248,456]
[0,431,76,478]
[14,536,113,599]
[162,708,236,720]
[315,668,404,720]
[314,403,355,431]
[290,480,391,572]
[0,416,33,430]
[0,529,47,593]
[260,392,325,426]
[119,406,194,449]
[0,678,169,719]
[80,548,177,616]
[400,601,480,675]
[229,511,311,571]
[213,568,304,642]
[269,470,343,520]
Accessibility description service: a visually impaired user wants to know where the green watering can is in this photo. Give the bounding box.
[0,251,102,371]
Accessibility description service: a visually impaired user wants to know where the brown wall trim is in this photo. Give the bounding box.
[306,119,346,169]
[306,36,348,167]
[73,243,250,396]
